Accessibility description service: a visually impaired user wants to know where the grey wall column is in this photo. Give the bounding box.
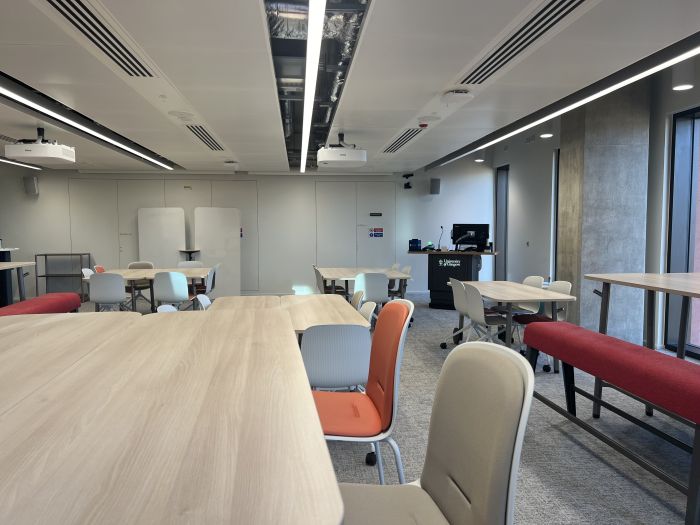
[557,81,650,343]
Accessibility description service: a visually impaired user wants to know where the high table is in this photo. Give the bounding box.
[0,310,343,524]
[458,280,577,349]
[315,267,411,296]
[281,294,370,334]
[106,267,211,312]
[0,261,35,304]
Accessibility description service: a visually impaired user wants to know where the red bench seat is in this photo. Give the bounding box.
[523,321,700,425]
[0,293,81,316]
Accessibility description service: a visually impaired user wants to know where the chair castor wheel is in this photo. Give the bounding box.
[440,342,447,349]
[452,327,463,344]
[543,364,552,373]
[365,452,377,466]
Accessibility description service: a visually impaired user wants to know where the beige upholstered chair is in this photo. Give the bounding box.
[339,341,534,525]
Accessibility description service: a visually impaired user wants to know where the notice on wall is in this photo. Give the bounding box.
[369,227,384,238]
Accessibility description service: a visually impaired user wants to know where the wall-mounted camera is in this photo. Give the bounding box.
[403,173,413,190]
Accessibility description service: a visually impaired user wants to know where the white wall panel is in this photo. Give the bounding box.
[211,181,258,291]
[69,179,119,269]
[316,181,357,267]
[117,180,164,266]
[137,208,185,268]
[164,180,211,254]
[194,207,241,296]
[258,178,316,294]
[357,181,396,268]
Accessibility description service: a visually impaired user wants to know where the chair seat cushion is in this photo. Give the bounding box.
[0,293,81,316]
[340,483,448,525]
[524,321,700,424]
[313,391,382,437]
[513,313,554,325]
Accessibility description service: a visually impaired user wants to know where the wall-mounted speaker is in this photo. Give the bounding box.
[430,178,441,195]
[23,175,39,196]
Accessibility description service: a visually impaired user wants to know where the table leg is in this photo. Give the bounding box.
[505,303,512,348]
[345,280,350,300]
[677,295,690,360]
[130,281,137,312]
[550,301,560,373]
[16,268,26,301]
[331,280,336,295]
[644,289,656,416]
[593,282,611,418]
[149,281,156,313]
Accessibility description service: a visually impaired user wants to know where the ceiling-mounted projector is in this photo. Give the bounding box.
[317,132,366,169]
[5,127,75,166]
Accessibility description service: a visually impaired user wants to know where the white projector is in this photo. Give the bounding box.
[317,146,367,168]
[5,143,76,165]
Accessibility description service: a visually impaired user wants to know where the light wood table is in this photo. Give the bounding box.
[281,294,370,334]
[106,267,211,312]
[316,267,412,296]
[0,310,343,524]
[208,295,282,311]
[0,312,141,416]
[0,261,35,302]
[457,280,577,348]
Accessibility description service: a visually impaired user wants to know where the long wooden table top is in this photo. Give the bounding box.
[585,272,700,298]
[0,310,343,524]
[281,294,370,333]
[0,261,36,271]
[0,312,141,416]
[208,295,282,311]
[458,280,577,303]
[316,267,411,281]
[106,267,211,280]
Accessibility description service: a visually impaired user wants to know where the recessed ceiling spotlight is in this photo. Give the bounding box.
[672,60,695,91]
[474,150,485,163]
[540,132,554,139]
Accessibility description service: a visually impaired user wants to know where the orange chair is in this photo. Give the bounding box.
[313,299,414,484]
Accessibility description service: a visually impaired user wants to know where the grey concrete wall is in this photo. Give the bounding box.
[558,81,650,343]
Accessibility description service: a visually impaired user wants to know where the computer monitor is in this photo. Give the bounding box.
[451,224,489,250]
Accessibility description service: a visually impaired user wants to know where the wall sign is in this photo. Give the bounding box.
[369,227,384,238]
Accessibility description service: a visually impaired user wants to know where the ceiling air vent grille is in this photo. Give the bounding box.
[383,128,424,154]
[187,125,224,151]
[0,134,17,143]
[46,0,154,77]
[461,0,586,85]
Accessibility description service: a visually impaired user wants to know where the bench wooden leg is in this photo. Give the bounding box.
[562,362,576,416]
[687,426,700,525]
[525,346,539,371]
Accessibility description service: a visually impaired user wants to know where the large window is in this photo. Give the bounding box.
[667,108,700,358]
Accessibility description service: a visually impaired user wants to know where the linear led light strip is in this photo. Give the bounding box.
[299,0,327,174]
[440,45,700,168]
[0,156,41,170]
[0,86,173,170]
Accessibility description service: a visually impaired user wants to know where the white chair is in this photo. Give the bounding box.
[81,268,94,279]
[337,342,534,525]
[153,271,191,309]
[355,273,389,313]
[90,273,130,312]
[192,267,215,306]
[196,294,212,310]
[156,304,178,313]
[210,263,221,292]
[359,301,377,323]
[440,277,473,349]
[444,278,506,346]
[350,290,364,310]
[178,260,204,268]
[300,324,372,389]
[516,275,545,313]
[389,265,411,299]
[127,261,153,307]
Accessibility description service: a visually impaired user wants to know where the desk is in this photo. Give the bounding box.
[106,267,211,312]
[0,261,35,303]
[281,294,370,334]
[460,280,576,348]
[0,310,343,524]
[208,295,281,311]
[0,248,18,306]
[315,267,411,296]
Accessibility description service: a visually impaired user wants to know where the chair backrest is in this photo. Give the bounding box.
[420,342,534,525]
[300,324,372,388]
[449,278,471,317]
[359,301,377,322]
[81,268,94,279]
[196,294,212,310]
[400,265,411,275]
[128,261,154,269]
[157,304,178,313]
[350,290,364,310]
[89,273,125,304]
[314,266,326,294]
[365,299,413,433]
[177,261,204,268]
[391,263,400,270]
[355,272,389,304]
[202,268,215,294]
[153,272,189,304]
[518,275,545,311]
[544,280,572,320]
[210,263,221,291]
[461,282,488,325]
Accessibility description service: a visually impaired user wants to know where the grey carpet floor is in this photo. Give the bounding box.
[327,293,690,524]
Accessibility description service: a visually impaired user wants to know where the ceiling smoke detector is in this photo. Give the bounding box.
[440,89,474,106]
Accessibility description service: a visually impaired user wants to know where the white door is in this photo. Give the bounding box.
[356,182,396,268]
[316,181,357,267]
[117,180,164,266]
[194,207,241,296]
[69,179,119,269]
